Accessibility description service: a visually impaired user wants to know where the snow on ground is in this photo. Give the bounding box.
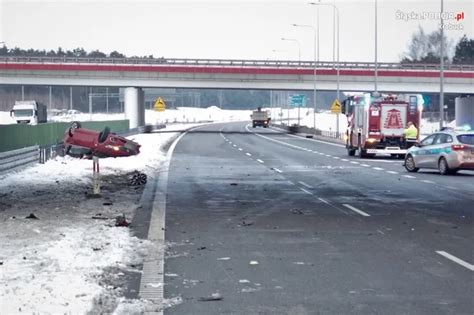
[0,124,199,314]
[0,106,252,125]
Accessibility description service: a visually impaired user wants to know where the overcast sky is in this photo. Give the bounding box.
[1,0,472,62]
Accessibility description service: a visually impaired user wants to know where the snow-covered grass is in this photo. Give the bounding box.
[0,124,197,313]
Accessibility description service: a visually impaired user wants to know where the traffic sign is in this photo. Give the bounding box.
[289,94,306,107]
[330,99,341,114]
[154,97,166,112]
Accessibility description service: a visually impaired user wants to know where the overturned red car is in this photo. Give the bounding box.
[63,121,140,158]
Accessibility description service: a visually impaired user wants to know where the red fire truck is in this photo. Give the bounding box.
[342,93,423,158]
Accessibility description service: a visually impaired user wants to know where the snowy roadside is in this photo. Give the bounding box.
[0,124,201,314]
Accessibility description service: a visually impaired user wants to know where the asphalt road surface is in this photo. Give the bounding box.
[163,122,473,315]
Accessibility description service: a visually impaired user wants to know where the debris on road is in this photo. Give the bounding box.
[241,287,261,293]
[25,213,39,220]
[197,246,207,251]
[115,214,130,227]
[129,171,147,186]
[230,183,238,186]
[103,202,113,206]
[239,279,250,283]
[290,208,304,215]
[92,214,109,220]
[249,260,259,265]
[241,220,254,227]
[198,293,223,302]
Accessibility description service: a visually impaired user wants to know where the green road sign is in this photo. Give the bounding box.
[289,94,306,107]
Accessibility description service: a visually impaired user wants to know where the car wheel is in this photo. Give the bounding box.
[98,127,110,143]
[438,157,450,175]
[70,121,82,129]
[404,155,419,172]
[348,148,356,156]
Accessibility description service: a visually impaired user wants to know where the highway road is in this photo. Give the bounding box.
[162,122,473,314]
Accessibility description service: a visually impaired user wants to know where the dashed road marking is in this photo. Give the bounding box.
[403,175,416,179]
[350,161,359,164]
[341,159,349,162]
[257,159,264,163]
[300,188,313,195]
[233,144,237,147]
[318,197,330,205]
[273,168,283,173]
[325,154,332,157]
[246,153,252,157]
[298,181,313,189]
[333,157,340,159]
[342,204,371,217]
[421,180,436,184]
[238,148,243,151]
[319,153,325,155]
[386,171,399,174]
[361,164,370,167]
[436,251,474,271]
[372,167,384,171]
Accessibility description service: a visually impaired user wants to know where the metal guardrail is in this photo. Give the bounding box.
[0,145,39,175]
[1,56,473,71]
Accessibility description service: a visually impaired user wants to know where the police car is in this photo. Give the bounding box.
[404,127,474,175]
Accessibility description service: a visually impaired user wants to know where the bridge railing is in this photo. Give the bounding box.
[1,56,473,71]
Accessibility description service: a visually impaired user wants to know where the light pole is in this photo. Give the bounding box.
[292,23,318,130]
[439,0,445,130]
[281,38,302,63]
[374,0,378,93]
[310,1,340,134]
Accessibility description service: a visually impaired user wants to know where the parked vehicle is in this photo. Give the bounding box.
[404,128,474,175]
[342,93,423,158]
[251,107,270,128]
[10,101,47,125]
[63,121,140,158]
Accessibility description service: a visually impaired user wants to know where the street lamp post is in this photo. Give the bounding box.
[310,1,340,133]
[292,23,318,130]
[281,38,303,126]
[439,0,445,130]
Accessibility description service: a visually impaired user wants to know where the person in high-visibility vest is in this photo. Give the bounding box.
[404,121,418,140]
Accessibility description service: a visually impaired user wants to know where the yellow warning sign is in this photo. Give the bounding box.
[154,97,166,112]
[330,99,341,114]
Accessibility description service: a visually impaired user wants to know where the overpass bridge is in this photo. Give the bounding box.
[1,56,473,127]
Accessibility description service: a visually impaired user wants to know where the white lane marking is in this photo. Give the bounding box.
[436,251,474,271]
[361,164,371,167]
[421,180,436,184]
[318,197,330,205]
[377,229,385,235]
[386,171,399,174]
[238,148,243,151]
[319,153,325,156]
[139,123,211,307]
[273,168,283,173]
[246,153,252,157]
[403,175,416,179]
[300,188,313,195]
[256,159,264,163]
[342,204,371,217]
[341,159,349,162]
[333,157,340,159]
[372,167,384,171]
[350,161,359,164]
[325,154,332,157]
[229,141,232,144]
[233,144,237,147]
[298,181,313,189]
[287,180,295,185]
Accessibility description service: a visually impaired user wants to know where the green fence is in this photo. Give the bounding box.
[0,120,130,152]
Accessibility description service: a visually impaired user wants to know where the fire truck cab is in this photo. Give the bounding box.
[342,93,423,158]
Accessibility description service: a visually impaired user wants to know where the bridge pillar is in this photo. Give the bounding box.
[124,87,145,129]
